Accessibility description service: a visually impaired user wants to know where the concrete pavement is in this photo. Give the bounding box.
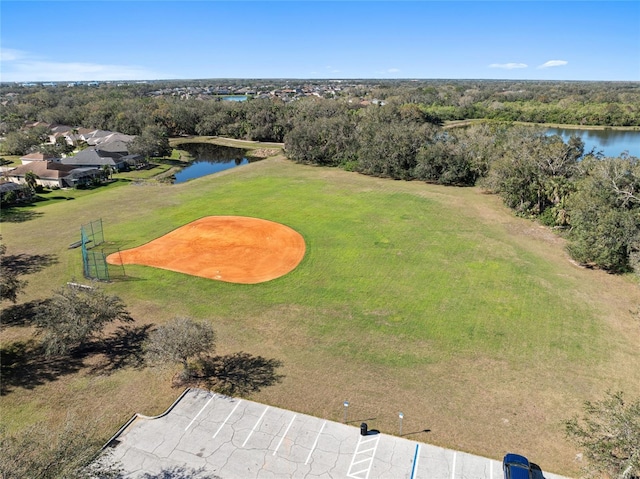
[102,388,572,479]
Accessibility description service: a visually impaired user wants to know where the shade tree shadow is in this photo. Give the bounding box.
[197,352,285,396]
[0,299,45,328]
[139,465,221,479]
[0,207,44,223]
[1,323,151,394]
[2,252,58,275]
[88,324,152,374]
[0,339,84,395]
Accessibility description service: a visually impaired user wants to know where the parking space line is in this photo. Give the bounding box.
[490,459,493,478]
[304,420,326,465]
[410,444,420,479]
[184,394,214,431]
[273,414,297,456]
[212,399,242,439]
[347,433,380,479]
[242,405,269,447]
[451,451,457,479]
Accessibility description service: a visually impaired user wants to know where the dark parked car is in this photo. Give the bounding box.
[503,453,533,479]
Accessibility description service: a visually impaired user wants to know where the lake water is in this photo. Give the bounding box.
[546,127,639,158]
[173,143,255,184]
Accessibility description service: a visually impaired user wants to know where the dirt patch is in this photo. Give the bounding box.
[245,148,281,159]
[106,216,305,284]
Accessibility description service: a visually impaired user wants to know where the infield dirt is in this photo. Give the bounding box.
[106,216,306,284]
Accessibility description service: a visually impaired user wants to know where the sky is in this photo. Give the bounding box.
[1,1,639,82]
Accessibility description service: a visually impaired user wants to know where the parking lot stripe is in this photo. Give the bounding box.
[184,394,214,431]
[410,444,420,479]
[212,399,242,439]
[273,414,297,456]
[242,405,269,447]
[451,451,457,479]
[490,458,493,478]
[347,433,380,479]
[304,420,327,465]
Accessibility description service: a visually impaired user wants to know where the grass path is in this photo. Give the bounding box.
[1,155,639,476]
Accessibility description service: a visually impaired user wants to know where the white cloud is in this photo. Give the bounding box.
[489,63,528,70]
[538,60,568,69]
[0,48,25,62]
[0,49,171,82]
[387,68,400,73]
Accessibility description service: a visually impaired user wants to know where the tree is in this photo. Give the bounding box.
[284,114,357,167]
[565,391,640,479]
[101,164,113,180]
[0,418,123,479]
[567,156,640,273]
[34,284,133,357]
[0,236,27,303]
[128,124,171,159]
[144,317,216,379]
[0,126,49,155]
[24,171,39,192]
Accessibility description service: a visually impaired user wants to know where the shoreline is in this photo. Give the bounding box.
[444,119,640,131]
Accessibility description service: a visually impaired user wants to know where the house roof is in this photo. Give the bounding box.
[0,181,28,193]
[102,133,135,144]
[20,152,57,161]
[8,161,76,179]
[62,148,124,167]
[50,124,72,133]
[98,139,131,153]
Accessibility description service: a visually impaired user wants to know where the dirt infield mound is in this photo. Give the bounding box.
[106,216,306,284]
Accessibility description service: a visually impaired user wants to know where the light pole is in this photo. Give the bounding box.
[343,401,349,423]
[398,412,404,436]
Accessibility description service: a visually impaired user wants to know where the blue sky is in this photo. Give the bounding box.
[1,1,639,82]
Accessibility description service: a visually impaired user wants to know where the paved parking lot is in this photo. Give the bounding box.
[103,388,572,479]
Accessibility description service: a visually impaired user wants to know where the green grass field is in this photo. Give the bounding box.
[2,152,639,476]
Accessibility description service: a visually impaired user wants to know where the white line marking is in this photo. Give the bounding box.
[242,405,269,447]
[212,400,242,439]
[184,395,214,431]
[490,459,493,478]
[305,420,326,465]
[273,414,297,455]
[347,434,363,475]
[347,433,380,479]
[451,451,457,479]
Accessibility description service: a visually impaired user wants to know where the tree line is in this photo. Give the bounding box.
[1,79,639,141]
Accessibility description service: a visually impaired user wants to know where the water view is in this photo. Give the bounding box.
[222,95,248,102]
[546,127,640,158]
[173,143,256,184]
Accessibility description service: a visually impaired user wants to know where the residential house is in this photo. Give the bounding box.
[0,181,32,203]
[20,152,61,164]
[6,161,101,188]
[61,145,142,172]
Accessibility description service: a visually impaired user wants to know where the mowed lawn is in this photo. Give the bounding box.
[2,155,639,476]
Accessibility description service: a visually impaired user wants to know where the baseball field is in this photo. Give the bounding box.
[1,150,639,476]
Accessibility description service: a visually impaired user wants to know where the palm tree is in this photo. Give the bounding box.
[101,164,113,181]
[24,171,39,192]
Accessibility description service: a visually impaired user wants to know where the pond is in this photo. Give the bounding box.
[546,127,640,158]
[222,95,248,102]
[173,143,258,184]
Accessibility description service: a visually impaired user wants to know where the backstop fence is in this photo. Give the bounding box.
[80,219,111,281]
